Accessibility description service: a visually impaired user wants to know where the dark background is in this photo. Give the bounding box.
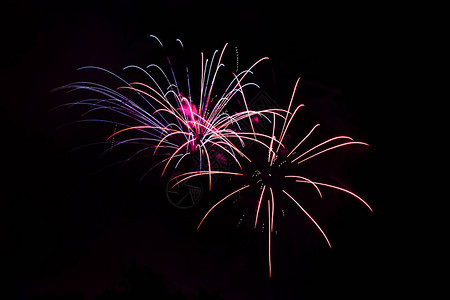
[2,1,408,299]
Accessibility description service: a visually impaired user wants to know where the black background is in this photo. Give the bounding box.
[2,1,408,299]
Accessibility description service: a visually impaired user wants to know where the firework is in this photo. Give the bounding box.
[188,77,371,277]
[56,36,371,278]
[57,36,282,188]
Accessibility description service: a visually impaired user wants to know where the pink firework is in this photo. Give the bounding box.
[58,36,283,188]
[109,37,285,189]
[179,77,372,277]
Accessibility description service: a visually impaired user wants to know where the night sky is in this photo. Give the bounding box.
[3,1,407,299]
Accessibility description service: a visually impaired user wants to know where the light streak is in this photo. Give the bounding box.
[254,185,266,228]
[170,171,243,188]
[290,136,354,163]
[197,185,250,230]
[282,190,331,248]
[285,175,323,198]
[269,187,274,232]
[287,124,320,157]
[295,141,369,165]
[294,180,372,212]
[267,199,272,278]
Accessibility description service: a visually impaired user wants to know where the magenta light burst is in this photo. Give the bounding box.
[175,77,372,277]
[57,36,282,188]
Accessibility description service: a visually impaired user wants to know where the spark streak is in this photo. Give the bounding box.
[197,185,250,230]
[282,190,331,248]
[267,200,272,277]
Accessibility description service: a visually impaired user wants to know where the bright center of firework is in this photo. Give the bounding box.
[253,163,284,189]
[263,168,277,187]
[178,96,205,152]
[180,97,198,120]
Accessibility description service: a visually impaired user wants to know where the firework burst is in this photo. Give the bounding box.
[181,77,372,277]
[56,36,282,188]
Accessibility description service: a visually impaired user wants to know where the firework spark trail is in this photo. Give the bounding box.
[254,185,266,228]
[294,141,370,165]
[275,77,301,153]
[197,185,250,230]
[57,80,165,133]
[292,179,372,212]
[170,171,243,189]
[233,73,257,140]
[195,76,371,277]
[287,123,320,157]
[267,199,272,277]
[282,190,332,248]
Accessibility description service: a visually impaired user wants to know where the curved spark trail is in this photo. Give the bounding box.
[197,185,250,230]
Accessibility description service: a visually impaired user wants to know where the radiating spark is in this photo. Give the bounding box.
[197,185,250,230]
[282,189,331,248]
[290,136,354,163]
[267,199,272,278]
[276,77,301,153]
[287,124,320,157]
[170,171,244,188]
[285,175,323,198]
[294,180,372,212]
[254,185,266,228]
[295,141,369,165]
[269,187,275,232]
